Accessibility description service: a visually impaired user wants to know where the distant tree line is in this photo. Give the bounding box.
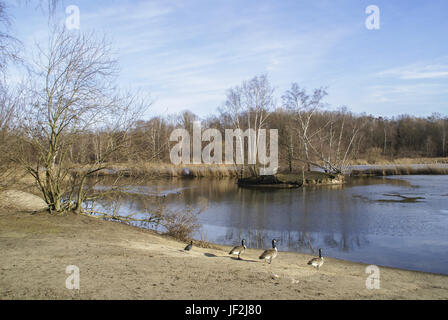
[119,105,447,167]
[25,94,443,171]
[3,78,446,175]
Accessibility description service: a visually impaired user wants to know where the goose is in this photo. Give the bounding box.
[259,239,278,264]
[307,248,324,270]
[184,240,193,251]
[229,239,247,260]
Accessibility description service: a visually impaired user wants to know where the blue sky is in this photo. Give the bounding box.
[6,0,448,118]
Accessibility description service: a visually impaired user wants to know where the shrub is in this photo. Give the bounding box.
[161,198,208,241]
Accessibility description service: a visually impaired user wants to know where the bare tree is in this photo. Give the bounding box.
[220,74,274,177]
[314,109,365,173]
[0,1,22,78]
[19,26,149,213]
[283,84,364,174]
[1,0,60,75]
[282,83,328,171]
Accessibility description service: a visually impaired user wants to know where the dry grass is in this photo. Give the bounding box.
[350,157,448,166]
[350,164,448,176]
[86,159,448,180]
[99,162,240,178]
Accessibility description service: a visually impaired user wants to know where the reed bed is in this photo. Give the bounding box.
[98,163,240,178]
[82,159,448,179]
[349,157,448,166]
[349,164,448,176]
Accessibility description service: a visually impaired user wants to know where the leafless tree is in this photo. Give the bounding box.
[19,25,149,213]
[282,83,328,171]
[314,108,365,173]
[283,84,364,174]
[220,74,274,176]
[0,1,22,78]
[433,113,447,157]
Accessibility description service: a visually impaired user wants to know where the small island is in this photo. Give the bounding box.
[237,172,345,188]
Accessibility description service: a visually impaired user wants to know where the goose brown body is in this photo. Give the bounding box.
[229,239,247,259]
[259,239,278,264]
[307,248,324,269]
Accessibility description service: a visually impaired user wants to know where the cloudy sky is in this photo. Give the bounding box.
[6,0,448,118]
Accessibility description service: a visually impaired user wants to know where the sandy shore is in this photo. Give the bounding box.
[1,209,447,300]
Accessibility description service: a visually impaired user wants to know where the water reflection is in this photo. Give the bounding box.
[92,175,448,275]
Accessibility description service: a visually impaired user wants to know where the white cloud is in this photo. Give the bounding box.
[367,83,448,104]
[9,1,356,116]
[377,63,448,80]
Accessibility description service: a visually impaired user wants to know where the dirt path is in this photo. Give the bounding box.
[1,210,447,300]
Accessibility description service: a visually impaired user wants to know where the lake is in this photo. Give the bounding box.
[92,175,448,275]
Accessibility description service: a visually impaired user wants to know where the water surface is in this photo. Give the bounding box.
[93,175,448,275]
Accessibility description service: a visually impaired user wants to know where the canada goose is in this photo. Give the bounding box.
[184,240,193,251]
[259,239,278,264]
[229,239,247,260]
[307,248,324,270]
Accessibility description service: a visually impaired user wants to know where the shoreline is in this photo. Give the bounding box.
[1,209,447,299]
[85,207,448,277]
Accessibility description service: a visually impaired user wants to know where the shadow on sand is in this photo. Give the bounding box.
[229,256,258,263]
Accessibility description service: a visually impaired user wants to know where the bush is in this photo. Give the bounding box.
[161,198,208,241]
